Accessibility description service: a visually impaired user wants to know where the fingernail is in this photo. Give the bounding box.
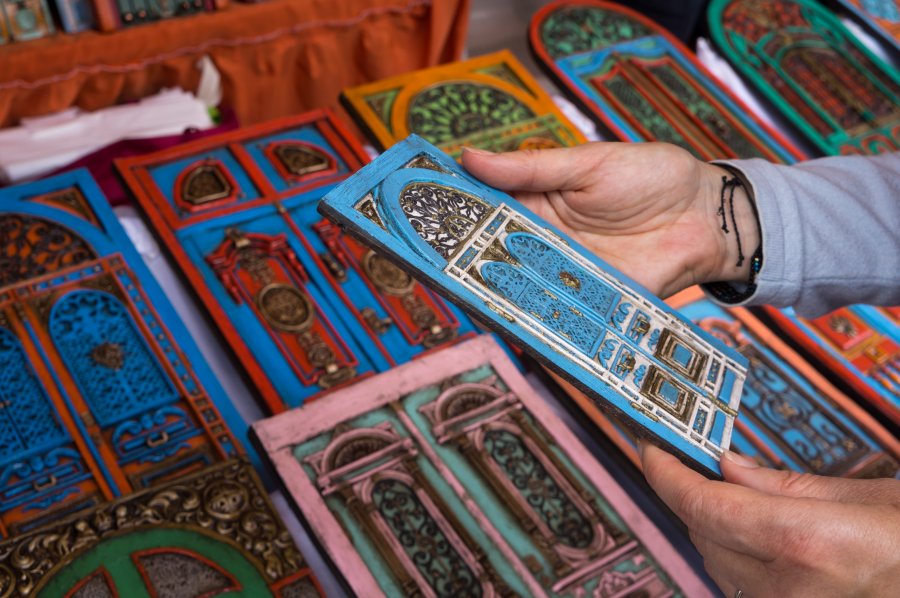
[637,439,647,459]
[722,450,758,469]
[462,146,495,156]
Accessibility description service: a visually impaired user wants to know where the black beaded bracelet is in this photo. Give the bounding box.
[703,165,763,304]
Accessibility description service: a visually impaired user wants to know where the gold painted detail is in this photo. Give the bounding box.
[355,194,386,230]
[257,283,315,333]
[361,307,393,334]
[182,164,232,205]
[654,329,707,383]
[90,342,125,370]
[298,331,356,388]
[829,314,858,337]
[485,301,515,323]
[629,402,660,422]
[640,366,697,425]
[273,144,330,177]
[558,271,581,291]
[362,251,415,296]
[0,459,306,595]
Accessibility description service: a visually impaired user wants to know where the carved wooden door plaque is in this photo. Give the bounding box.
[529,0,804,162]
[320,135,749,477]
[0,171,245,539]
[709,0,900,155]
[116,111,480,413]
[341,50,587,158]
[253,336,712,597]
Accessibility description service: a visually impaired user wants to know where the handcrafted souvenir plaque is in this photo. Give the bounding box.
[767,305,900,427]
[253,336,711,597]
[117,111,478,413]
[320,135,748,476]
[341,50,586,158]
[0,171,244,539]
[0,458,322,597]
[671,289,900,477]
[709,0,900,155]
[529,0,802,162]
[2,0,54,41]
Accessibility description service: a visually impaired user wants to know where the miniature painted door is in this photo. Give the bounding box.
[767,305,900,429]
[0,171,244,539]
[116,111,479,413]
[253,336,712,597]
[341,50,587,159]
[0,459,322,597]
[837,0,900,51]
[709,0,900,155]
[320,135,748,477]
[1,0,54,41]
[670,289,900,477]
[529,0,804,162]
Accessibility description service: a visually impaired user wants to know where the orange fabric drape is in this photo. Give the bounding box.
[0,0,471,129]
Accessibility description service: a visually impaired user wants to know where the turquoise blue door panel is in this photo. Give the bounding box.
[320,135,749,477]
[0,170,247,537]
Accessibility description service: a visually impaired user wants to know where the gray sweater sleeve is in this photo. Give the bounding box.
[712,153,900,318]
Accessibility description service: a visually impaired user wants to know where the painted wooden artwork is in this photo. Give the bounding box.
[552,290,900,478]
[670,289,900,477]
[253,336,712,597]
[528,0,803,163]
[0,458,322,597]
[0,4,9,41]
[1,0,54,41]
[709,0,900,155]
[767,305,900,428]
[341,50,587,159]
[53,0,94,32]
[116,111,479,414]
[319,135,748,477]
[0,170,245,539]
[837,0,900,50]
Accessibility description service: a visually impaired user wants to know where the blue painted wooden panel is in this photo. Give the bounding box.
[120,114,489,413]
[553,35,799,163]
[320,135,749,477]
[0,170,248,536]
[677,298,897,477]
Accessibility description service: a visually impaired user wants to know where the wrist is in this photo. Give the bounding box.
[699,163,761,285]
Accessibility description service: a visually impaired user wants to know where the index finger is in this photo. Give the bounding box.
[461,143,611,192]
[641,443,805,561]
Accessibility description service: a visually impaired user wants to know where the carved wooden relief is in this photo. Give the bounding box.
[530,0,803,162]
[838,0,900,50]
[341,50,586,159]
[767,304,900,428]
[709,0,900,155]
[0,458,322,597]
[0,171,246,539]
[253,336,712,597]
[116,111,479,413]
[321,135,748,477]
[669,289,899,477]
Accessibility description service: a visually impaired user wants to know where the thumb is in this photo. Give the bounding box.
[721,450,900,505]
[461,143,609,192]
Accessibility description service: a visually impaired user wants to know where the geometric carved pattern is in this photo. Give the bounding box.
[0,214,96,289]
[399,183,492,259]
[49,290,178,427]
[0,327,66,460]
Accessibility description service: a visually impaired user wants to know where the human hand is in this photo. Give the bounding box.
[641,443,900,596]
[462,142,758,298]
